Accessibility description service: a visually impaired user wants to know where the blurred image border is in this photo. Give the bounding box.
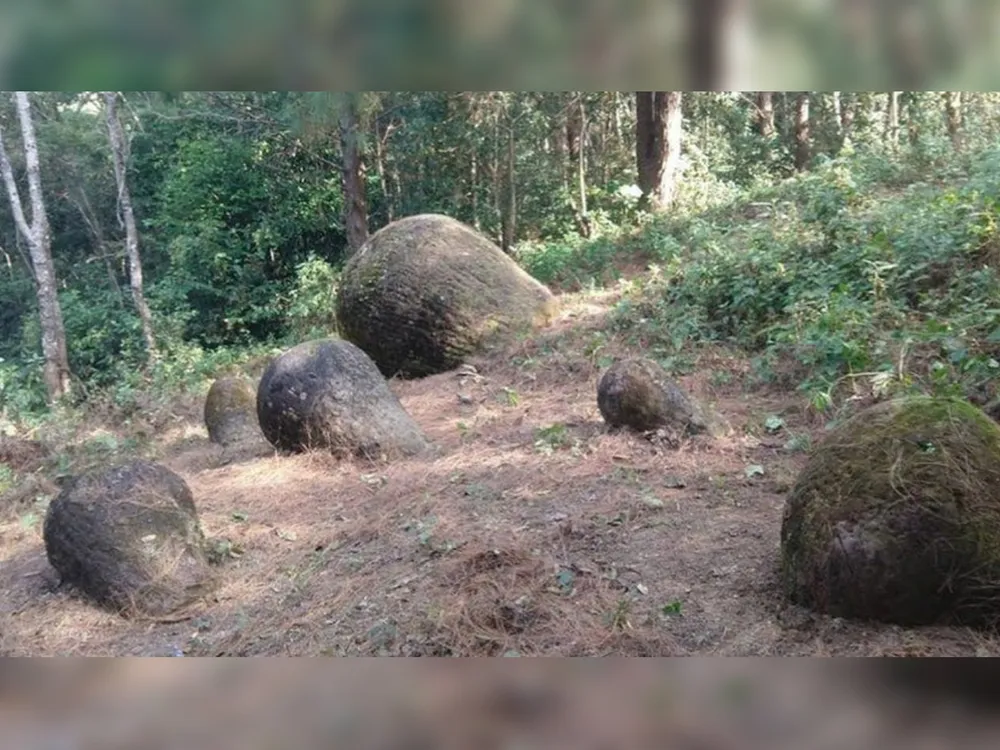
[0,1,998,90]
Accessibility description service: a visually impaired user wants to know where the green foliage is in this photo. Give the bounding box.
[0,355,48,423]
[285,256,340,341]
[612,147,1000,411]
[8,89,1000,429]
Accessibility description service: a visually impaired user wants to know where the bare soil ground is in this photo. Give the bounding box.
[2,290,999,656]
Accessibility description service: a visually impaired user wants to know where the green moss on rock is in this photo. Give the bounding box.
[335,214,558,378]
[781,396,1000,628]
[204,377,264,446]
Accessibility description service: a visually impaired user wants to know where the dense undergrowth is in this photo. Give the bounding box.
[519,145,1000,413]
[6,142,1000,438]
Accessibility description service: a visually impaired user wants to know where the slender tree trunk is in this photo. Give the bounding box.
[553,101,570,198]
[840,92,856,146]
[887,91,900,151]
[613,91,624,152]
[794,92,811,171]
[338,93,370,256]
[0,92,71,402]
[501,123,516,253]
[576,97,591,237]
[944,91,962,150]
[470,148,480,231]
[635,92,655,198]
[104,91,156,361]
[832,91,843,141]
[756,92,775,138]
[492,114,502,245]
[68,186,122,302]
[599,94,610,186]
[373,119,394,223]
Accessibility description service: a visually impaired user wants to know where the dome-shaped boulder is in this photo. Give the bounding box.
[43,460,217,616]
[256,338,430,460]
[597,358,715,436]
[204,377,265,446]
[336,213,558,378]
[781,396,1000,628]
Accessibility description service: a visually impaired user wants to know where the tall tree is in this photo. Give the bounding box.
[794,92,810,172]
[501,109,517,253]
[636,92,683,210]
[944,91,962,150]
[887,91,901,151]
[566,94,591,237]
[755,92,775,138]
[338,93,369,256]
[104,91,157,361]
[840,91,856,147]
[0,92,72,402]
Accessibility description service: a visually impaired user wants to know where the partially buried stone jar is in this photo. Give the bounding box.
[597,358,715,436]
[256,337,430,460]
[204,376,264,446]
[336,213,558,378]
[781,396,1000,628]
[43,460,217,616]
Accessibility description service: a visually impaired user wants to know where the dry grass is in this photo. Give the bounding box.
[2,289,1000,656]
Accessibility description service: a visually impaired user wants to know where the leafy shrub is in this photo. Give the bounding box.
[611,147,1000,411]
[286,256,340,341]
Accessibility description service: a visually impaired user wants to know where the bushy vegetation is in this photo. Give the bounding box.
[527,144,1000,413]
[5,91,1000,429]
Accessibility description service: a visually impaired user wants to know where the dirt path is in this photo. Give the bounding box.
[1,293,996,655]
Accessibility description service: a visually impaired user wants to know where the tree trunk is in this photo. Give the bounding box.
[756,92,775,138]
[492,114,502,245]
[338,93,370,256]
[613,92,624,152]
[794,92,811,171]
[566,96,582,162]
[906,93,919,147]
[0,92,71,402]
[373,118,394,223]
[68,186,122,302]
[552,103,569,195]
[636,92,683,210]
[501,124,516,253]
[840,92,856,145]
[944,91,962,150]
[832,91,843,139]
[470,148,480,231]
[104,91,157,361]
[575,97,591,237]
[887,91,900,151]
[658,92,683,209]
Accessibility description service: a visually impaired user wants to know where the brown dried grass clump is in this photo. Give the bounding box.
[781,396,1000,628]
[0,436,50,474]
[427,545,676,657]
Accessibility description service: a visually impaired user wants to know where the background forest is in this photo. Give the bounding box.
[2,91,1000,425]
